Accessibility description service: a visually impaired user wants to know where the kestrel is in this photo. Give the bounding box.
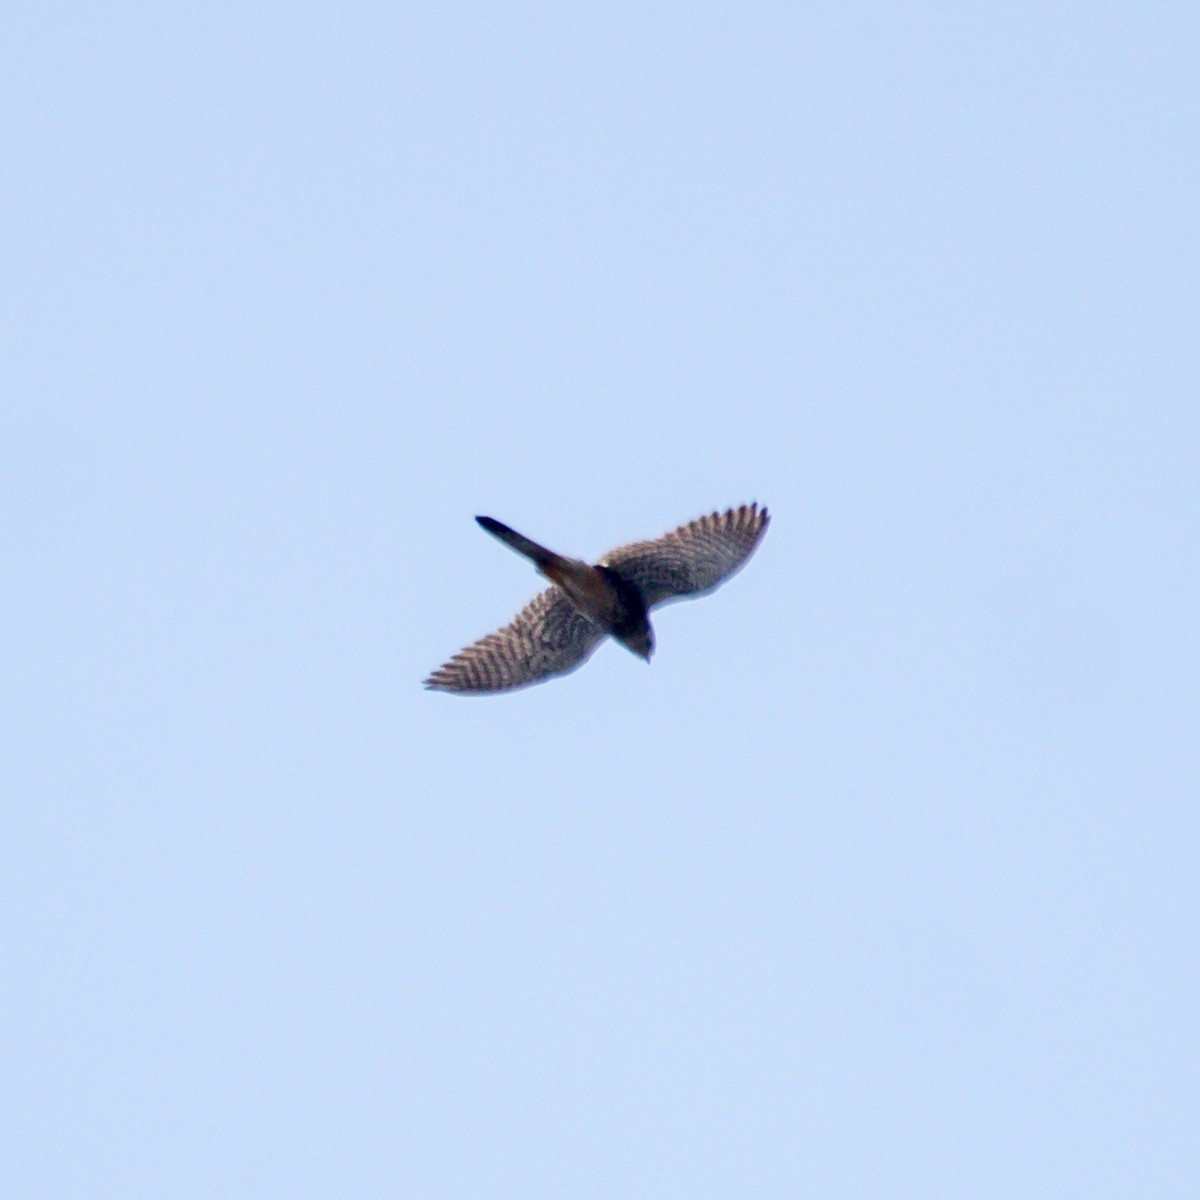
[425,503,770,694]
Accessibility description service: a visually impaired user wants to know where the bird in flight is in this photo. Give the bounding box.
[425,503,769,694]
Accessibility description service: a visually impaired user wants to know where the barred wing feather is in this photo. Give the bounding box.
[601,503,770,610]
[424,587,605,694]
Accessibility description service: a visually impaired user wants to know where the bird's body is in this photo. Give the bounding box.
[425,503,769,694]
[475,516,654,660]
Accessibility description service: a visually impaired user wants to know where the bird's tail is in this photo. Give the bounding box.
[476,516,570,573]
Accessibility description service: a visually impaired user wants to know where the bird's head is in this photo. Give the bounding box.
[622,625,654,662]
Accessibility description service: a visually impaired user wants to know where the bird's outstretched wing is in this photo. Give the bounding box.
[424,587,606,694]
[601,503,770,610]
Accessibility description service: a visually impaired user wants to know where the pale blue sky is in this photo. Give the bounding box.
[4,4,1197,1197]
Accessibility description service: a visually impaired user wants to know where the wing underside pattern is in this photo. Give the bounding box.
[601,503,769,609]
[424,587,605,694]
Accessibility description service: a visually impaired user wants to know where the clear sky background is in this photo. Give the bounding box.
[4,4,1197,1197]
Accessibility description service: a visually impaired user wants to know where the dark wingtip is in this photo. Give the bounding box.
[476,515,504,536]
